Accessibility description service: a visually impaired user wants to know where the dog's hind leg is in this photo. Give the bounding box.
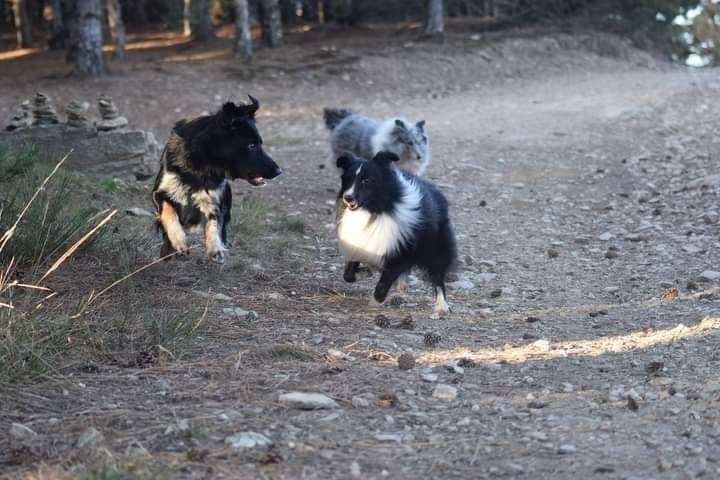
[343,261,360,283]
[430,272,450,314]
[158,201,189,257]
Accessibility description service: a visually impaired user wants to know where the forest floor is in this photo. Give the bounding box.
[1,23,720,479]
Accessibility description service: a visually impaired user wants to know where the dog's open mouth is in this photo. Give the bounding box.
[248,177,267,187]
[343,199,359,210]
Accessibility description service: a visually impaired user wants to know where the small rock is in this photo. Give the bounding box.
[489,288,502,298]
[605,248,619,259]
[558,444,576,454]
[373,433,406,444]
[76,427,104,449]
[624,233,646,242]
[421,373,439,382]
[547,248,560,258]
[397,353,415,371]
[222,307,249,318]
[432,384,458,401]
[598,232,614,241]
[351,396,369,408]
[10,423,37,440]
[278,392,338,410]
[525,316,540,323]
[224,432,273,449]
[449,279,475,291]
[350,461,361,476]
[698,271,720,282]
[245,310,258,321]
[703,212,719,225]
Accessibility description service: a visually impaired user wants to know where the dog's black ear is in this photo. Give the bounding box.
[394,119,406,130]
[246,95,260,118]
[416,120,425,130]
[336,153,355,170]
[373,151,400,166]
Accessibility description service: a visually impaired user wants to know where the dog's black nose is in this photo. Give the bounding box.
[343,194,358,210]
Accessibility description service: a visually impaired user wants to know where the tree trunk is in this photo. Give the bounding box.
[185,0,215,40]
[48,0,65,48]
[262,0,282,47]
[485,0,495,17]
[72,0,105,75]
[11,0,33,48]
[234,0,252,57]
[107,0,126,59]
[425,0,443,35]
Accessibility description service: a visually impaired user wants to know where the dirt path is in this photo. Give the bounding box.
[2,30,720,479]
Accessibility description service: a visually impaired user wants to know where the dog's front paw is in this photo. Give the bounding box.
[160,241,189,259]
[207,248,227,264]
[434,299,451,315]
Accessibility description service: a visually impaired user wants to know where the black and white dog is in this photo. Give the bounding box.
[336,151,456,313]
[152,97,282,263]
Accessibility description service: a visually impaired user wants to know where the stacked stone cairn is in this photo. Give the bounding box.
[65,100,91,128]
[5,100,32,131]
[96,95,128,131]
[32,92,60,126]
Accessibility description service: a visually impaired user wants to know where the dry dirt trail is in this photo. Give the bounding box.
[3,32,720,479]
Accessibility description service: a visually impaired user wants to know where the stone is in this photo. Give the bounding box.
[449,279,475,291]
[703,212,719,225]
[222,307,250,318]
[5,100,32,131]
[687,174,720,190]
[421,373,439,382]
[432,384,458,401]
[558,444,576,454]
[374,433,412,444]
[598,232,614,241]
[65,100,90,128]
[0,125,159,180]
[278,392,339,410]
[351,396,369,408]
[31,92,59,126]
[76,427,104,449]
[10,423,37,440]
[224,432,272,449]
[698,271,720,282]
[96,95,128,131]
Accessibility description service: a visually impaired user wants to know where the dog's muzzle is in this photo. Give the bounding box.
[343,195,359,211]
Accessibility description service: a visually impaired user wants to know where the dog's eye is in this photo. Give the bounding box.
[248,144,257,150]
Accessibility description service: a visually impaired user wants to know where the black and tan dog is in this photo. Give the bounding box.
[152,96,282,263]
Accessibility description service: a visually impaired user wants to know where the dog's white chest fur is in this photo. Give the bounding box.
[337,172,421,268]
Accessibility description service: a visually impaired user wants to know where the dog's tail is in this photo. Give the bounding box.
[323,108,353,131]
